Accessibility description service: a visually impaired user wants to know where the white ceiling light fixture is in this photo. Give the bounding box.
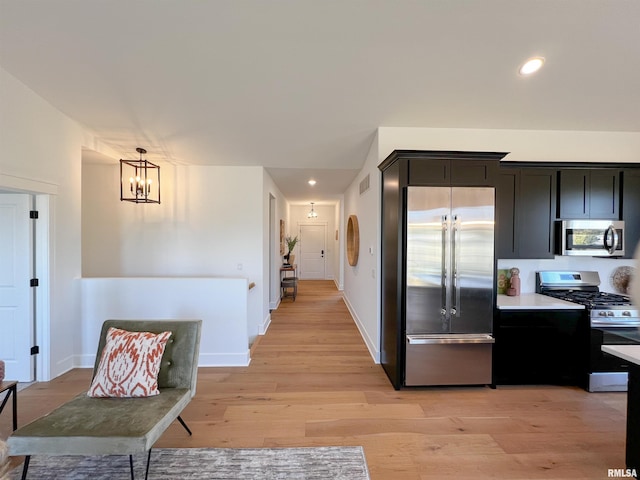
[307,202,318,219]
[308,179,317,186]
[519,56,545,76]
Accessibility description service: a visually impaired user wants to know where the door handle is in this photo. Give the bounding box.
[321,249,324,258]
[451,214,460,317]
[407,334,495,345]
[441,215,448,318]
[604,225,619,255]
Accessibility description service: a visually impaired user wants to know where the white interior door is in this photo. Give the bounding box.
[0,194,34,381]
[299,224,326,280]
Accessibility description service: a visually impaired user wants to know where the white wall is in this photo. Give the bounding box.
[0,67,84,380]
[263,171,288,322]
[81,278,251,367]
[83,164,263,277]
[342,132,381,361]
[82,163,271,346]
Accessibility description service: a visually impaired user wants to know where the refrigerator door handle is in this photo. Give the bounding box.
[407,334,495,345]
[451,214,460,317]
[441,215,448,316]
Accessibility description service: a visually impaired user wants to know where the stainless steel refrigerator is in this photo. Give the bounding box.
[404,186,495,386]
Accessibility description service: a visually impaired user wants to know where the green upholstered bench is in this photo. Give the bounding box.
[8,319,202,480]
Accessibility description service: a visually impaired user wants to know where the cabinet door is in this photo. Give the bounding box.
[623,169,640,258]
[409,159,498,186]
[450,160,497,186]
[518,169,556,258]
[558,169,620,219]
[558,170,589,218]
[408,159,449,185]
[496,169,518,258]
[589,170,620,219]
[494,310,587,386]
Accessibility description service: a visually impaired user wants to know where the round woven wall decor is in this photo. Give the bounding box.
[347,215,360,266]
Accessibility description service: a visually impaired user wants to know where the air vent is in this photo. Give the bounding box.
[359,174,370,195]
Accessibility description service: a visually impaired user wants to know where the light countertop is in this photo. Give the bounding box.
[497,293,585,310]
[602,345,640,367]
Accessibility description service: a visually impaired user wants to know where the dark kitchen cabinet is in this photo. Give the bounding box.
[378,150,508,389]
[379,158,404,389]
[494,309,588,387]
[496,168,556,259]
[557,169,620,219]
[496,169,518,258]
[622,169,640,258]
[408,155,498,186]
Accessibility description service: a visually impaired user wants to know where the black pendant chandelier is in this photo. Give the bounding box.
[119,147,161,204]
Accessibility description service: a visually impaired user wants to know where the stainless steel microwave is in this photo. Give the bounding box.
[558,220,625,257]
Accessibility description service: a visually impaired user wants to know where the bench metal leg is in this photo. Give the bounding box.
[20,455,30,480]
[128,449,152,480]
[177,415,192,435]
[144,449,152,480]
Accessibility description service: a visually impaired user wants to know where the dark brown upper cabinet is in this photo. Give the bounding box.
[496,168,556,259]
[405,152,500,186]
[557,169,620,219]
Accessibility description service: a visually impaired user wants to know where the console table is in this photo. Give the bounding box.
[0,380,18,431]
[280,264,298,300]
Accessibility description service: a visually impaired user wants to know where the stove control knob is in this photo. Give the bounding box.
[623,311,631,316]
[607,311,615,317]
[599,311,608,316]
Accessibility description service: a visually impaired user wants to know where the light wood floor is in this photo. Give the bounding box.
[1,280,629,479]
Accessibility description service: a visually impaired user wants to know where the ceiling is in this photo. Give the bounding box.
[1,1,639,203]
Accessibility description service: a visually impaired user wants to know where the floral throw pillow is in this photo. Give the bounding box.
[88,327,172,398]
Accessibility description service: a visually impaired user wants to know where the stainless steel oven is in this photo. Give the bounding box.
[536,270,639,392]
[590,328,640,391]
[558,220,624,257]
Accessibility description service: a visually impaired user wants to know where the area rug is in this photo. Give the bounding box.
[9,446,370,479]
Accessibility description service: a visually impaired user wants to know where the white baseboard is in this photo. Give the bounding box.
[260,313,272,335]
[198,351,251,367]
[341,296,380,364]
[50,354,76,380]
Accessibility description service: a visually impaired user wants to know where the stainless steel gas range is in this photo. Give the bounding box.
[536,270,639,392]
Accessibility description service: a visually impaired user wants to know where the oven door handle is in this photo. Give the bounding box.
[604,225,619,255]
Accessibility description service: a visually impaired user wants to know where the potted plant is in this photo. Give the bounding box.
[284,235,299,265]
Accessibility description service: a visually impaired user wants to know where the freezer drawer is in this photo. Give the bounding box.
[405,334,494,386]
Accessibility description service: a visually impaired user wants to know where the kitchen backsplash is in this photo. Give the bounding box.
[497,256,637,295]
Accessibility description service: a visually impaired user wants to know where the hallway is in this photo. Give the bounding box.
[2,280,629,479]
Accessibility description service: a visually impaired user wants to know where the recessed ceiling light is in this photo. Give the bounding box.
[308,179,316,186]
[519,57,545,76]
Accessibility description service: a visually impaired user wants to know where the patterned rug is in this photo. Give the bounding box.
[9,446,370,479]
